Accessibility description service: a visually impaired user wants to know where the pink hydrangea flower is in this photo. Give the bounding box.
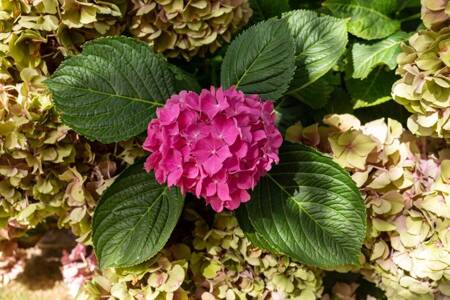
[143,86,282,212]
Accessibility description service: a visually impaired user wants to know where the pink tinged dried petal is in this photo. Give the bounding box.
[143,86,282,211]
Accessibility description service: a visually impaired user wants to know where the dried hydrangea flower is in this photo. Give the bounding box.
[0,0,126,83]
[128,0,252,60]
[61,243,97,298]
[392,28,450,139]
[0,241,26,285]
[421,0,450,31]
[143,87,282,212]
[0,82,144,237]
[189,211,324,299]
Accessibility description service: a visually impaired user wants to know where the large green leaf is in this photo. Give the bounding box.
[290,76,335,109]
[323,0,400,40]
[236,143,367,267]
[284,10,348,94]
[352,31,409,79]
[249,0,290,20]
[221,19,296,100]
[46,36,190,143]
[92,163,184,269]
[347,67,397,109]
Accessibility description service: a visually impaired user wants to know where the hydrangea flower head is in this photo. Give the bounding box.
[143,87,282,212]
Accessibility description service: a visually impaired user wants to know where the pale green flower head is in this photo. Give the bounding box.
[393,28,450,138]
[422,0,450,31]
[128,0,252,60]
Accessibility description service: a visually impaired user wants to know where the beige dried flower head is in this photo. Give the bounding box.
[392,28,450,139]
[128,0,252,60]
[0,82,144,238]
[0,0,127,83]
[422,0,450,31]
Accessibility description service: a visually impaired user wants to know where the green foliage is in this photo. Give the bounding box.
[46,36,193,143]
[284,10,348,95]
[236,143,367,267]
[352,31,409,79]
[347,68,397,109]
[221,19,296,100]
[249,0,290,20]
[323,0,401,40]
[290,77,335,109]
[92,163,184,269]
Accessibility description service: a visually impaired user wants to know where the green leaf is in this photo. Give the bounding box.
[347,67,397,109]
[237,143,367,267]
[234,207,280,253]
[249,0,290,20]
[221,19,296,100]
[323,0,401,40]
[46,36,190,143]
[352,31,409,79]
[289,76,334,109]
[275,97,310,134]
[92,163,184,269]
[284,10,348,94]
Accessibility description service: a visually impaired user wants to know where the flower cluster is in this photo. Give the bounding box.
[128,0,252,60]
[0,0,126,85]
[0,0,251,84]
[287,115,450,300]
[392,27,450,139]
[61,244,97,298]
[0,241,26,285]
[0,82,144,238]
[76,210,323,299]
[143,87,282,212]
[421,0,450,31]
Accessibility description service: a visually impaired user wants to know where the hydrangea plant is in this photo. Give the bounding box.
[2,1,450,299]
[45,11,367,272]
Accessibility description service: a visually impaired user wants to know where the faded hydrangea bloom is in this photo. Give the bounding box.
[77,210,324,299]
[0,0,126,83]
[128,0,252,60]
[0,241,26,285]
[143,87,282,212]
[61,243,97,298]
[392,28,450,139]
[0,82,144,238]
[287,115,450,300]
[421,0,450,31]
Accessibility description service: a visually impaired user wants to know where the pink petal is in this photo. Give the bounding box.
[209,197,224,212]
[216,145,232,161]
[217,182,231,201]
[203,155,223,175]
[184,92,201,111]
[167,167,183,186]
[157,102,180,125]
[213,115,239,145]
[200,90,221,119]
[205,181,216,197]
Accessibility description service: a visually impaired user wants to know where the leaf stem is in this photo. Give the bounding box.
[400,13,421,23]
